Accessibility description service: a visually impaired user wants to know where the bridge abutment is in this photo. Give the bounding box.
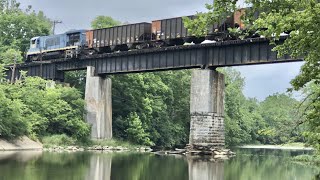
[188,69,225,151]
[85,66,112,139]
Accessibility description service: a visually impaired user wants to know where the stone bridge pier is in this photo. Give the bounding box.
[85,66,112,139]
[188,69,225,151]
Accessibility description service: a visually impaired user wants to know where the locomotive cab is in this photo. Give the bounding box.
[30,37,40,49]
[66,30,86,47]
[65,30,87,58]
[26,37,41,61]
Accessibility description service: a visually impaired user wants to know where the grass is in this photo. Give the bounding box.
[41,134,145,150]
[42,134,76,148]
[90,139,143,149]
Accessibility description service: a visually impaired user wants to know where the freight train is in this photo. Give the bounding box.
[26,10,246,62]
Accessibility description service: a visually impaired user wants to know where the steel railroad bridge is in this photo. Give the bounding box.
[4,37,303,151]
[5,38,301,81]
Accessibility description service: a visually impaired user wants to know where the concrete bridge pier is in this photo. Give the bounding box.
[85,66,112,140]
[188,69,225,151]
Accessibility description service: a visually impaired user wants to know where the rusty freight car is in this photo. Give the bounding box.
[151,16,199,46]
[151,9,246,45]
[86,22,152,53]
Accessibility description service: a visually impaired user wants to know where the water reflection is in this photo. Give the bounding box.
[86,154,112,180]
[0,151,42,162]
[188,157,224,180]
[0,150,318,180]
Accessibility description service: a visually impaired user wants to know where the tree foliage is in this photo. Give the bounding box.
[91,16,121,29]
[0,87,28,139]
[184,0,319,151]
[111,71,191,148]
[0,77,90,141]
[259,93,302,144]
[0,0,51,63]
[221,68,303,146]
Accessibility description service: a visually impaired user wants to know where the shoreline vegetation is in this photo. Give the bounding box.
[0,135,314,152]
[239,143,314,151]
[1,136,319,166]
[0,135,152,152]
[42,134,152,152]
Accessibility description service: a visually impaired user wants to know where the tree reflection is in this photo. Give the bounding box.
[0,150,318,180]
[224,149,319,180]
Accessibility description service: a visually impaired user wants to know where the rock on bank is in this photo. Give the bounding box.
[0,136,43,151]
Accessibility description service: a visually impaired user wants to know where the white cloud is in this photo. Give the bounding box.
[234,62,303,100]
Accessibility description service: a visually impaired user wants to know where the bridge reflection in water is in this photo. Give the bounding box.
[84,153,224,180]
[0,151,317,180]
[85,154,112,180]
[188,157,224,180]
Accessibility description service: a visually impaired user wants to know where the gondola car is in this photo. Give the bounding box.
[26,30,87,61]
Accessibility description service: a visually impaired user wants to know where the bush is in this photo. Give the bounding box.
[0,76,91,141]
[125,113,154,146]
[0,87,29,139]
[42,134,76,147]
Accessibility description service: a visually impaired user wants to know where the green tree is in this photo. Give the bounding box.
[125,113,153,146]
[301,82,320,152]
[0,48,23,65]
[221,68,265,146]
[0,77,90,141]
[0,1,51,58]
[185,0,319,152]
[91,16,121,29]
[259,93,302,144]
[0,85,28,139]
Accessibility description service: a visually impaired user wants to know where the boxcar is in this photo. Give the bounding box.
[86,23,152,52]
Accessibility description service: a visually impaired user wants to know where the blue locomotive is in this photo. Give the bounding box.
[26,30,87,61]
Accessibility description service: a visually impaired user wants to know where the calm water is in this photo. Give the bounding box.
[0,149,318,180]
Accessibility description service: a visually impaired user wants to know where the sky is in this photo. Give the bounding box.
[19,0,303,101]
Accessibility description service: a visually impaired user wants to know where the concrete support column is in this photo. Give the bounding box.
[85,66,112,139]
[189,69,225,150]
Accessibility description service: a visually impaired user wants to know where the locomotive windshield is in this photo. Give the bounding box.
[30,38,39,49]
[67,33,81,46]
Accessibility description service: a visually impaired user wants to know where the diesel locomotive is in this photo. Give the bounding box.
[26,10,245,62]
[26,30,87,61]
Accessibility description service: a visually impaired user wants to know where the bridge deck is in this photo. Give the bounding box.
[5,38,302,80]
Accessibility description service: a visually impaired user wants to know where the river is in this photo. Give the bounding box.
[0,149,318,180]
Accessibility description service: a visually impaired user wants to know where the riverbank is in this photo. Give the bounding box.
[0,136,42,151]
[239,144,314,151]
[0,136,152,152]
